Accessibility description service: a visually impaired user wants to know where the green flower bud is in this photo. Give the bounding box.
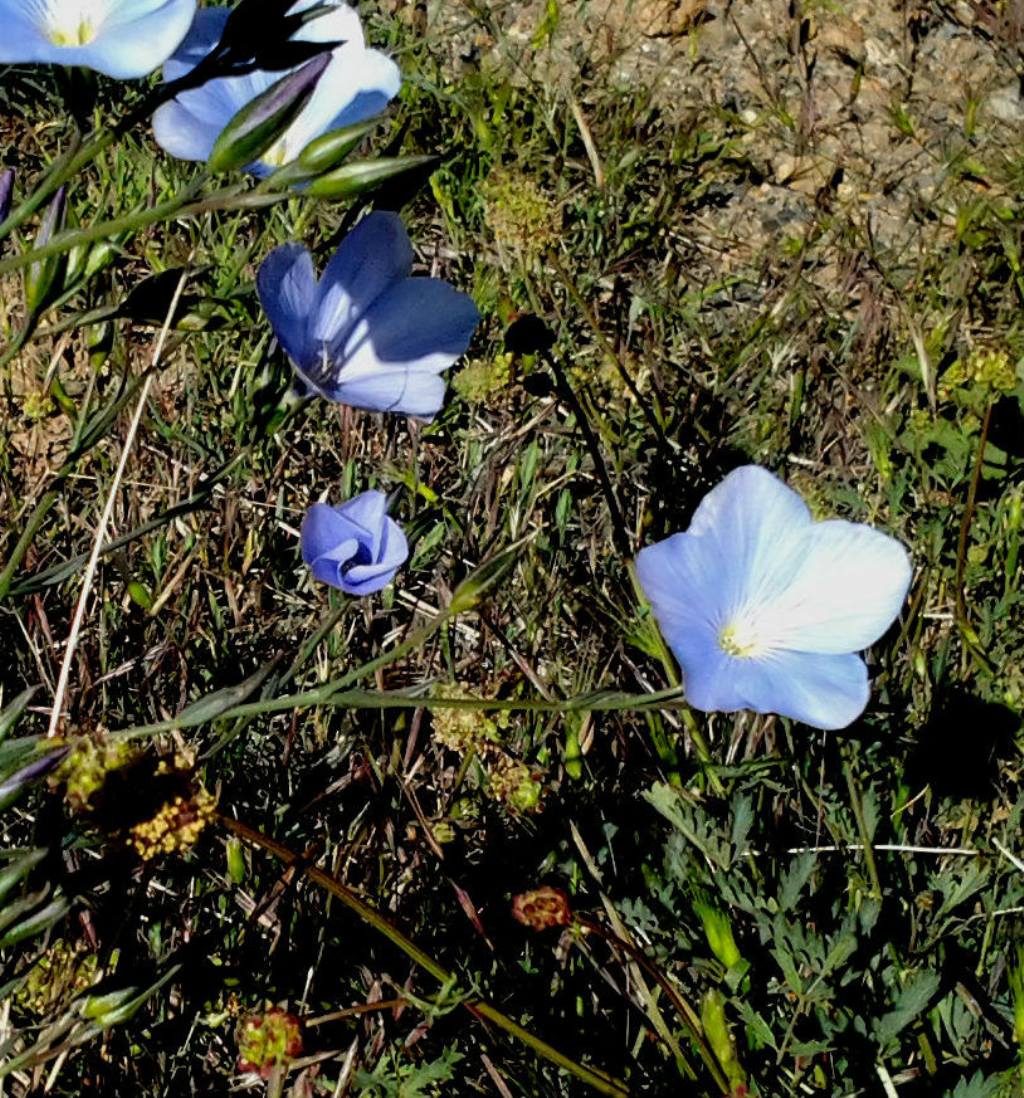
[305,155,437,199]
[207,53,331,174]
[695,901,744,972]
[24,186,67,315]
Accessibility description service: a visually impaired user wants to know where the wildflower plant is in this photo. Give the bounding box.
[2,0,1022,1095]
[637,466,912,730]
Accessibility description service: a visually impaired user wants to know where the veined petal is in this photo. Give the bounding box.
[636,532,727,640]
[314,212,413,346]
[76,0,196,78]
[257,243,317,369]
[730,650,871,731]
[335,369,448,418]
[757,520,912,654]
[0,0,195,77]
[684,465,810,621]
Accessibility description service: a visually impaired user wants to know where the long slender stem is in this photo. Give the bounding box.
[577,916,729,1093]
[106,684,687,741]
[0,177,222,280]
[220,815,630,1096]
[46,270,191,738]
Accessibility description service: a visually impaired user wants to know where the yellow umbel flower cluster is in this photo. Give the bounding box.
[128,787,216,861]
[940,346,1019,398]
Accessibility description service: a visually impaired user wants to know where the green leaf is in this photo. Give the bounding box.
[874,969,941,1045]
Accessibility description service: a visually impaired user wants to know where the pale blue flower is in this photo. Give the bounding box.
[636,466,912,730]
[301,490,407,596]
[258,212,480,418]
[0,0,195,78]
[152,1,400,175]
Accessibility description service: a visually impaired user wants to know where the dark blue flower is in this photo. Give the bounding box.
[258,212,480,418]
[636,466,912,730]
[301,490,408,596]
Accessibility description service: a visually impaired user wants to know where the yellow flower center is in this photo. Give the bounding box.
[49,18,96,46]
[718,619,768,659]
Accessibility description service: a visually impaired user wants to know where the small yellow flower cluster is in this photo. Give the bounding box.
[483,168,560,261]
[54,736,137,811]
[452,351,514,406]
[15,939,98,1016]
[128,786,216,861]
[486,752,544,815]
[940,346,1019,399]
[431,684,507,753]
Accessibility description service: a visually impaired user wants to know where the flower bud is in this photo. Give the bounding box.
[700,989,747,1092]
[305,155,437,199]
[0,169,13,223]
[236,1008,303,1078]
[24,186,67,316]
[298,120,376,173]
[207,53,331,174]
[694,902,745,973]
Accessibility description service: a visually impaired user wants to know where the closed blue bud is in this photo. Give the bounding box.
[636,466,913,731]
[301,491,408,596]
[0,0,195,79]
[0,170,13,223]
[153,2,400,177]
[258,212,480,419]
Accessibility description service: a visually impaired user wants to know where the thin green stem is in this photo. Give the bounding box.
[104,683,688,741]
[220,815,630,1096]
[0,176,219,280]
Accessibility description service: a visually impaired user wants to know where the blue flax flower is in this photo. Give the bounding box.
[152,1,400,174]
[301,490,408,596]
[258,212,481,418]
[0,0,195,78]
[636,466,912,730]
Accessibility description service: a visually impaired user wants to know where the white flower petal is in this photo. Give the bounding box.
[758,520,912,654]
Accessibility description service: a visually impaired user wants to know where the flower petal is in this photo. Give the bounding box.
[257,243,317,370]
[75,0,196,78]
[757,520,912,654]
[731,650,870,731]
[336,489,388,556]
[314,212,413,347]
[335,277,480,385]
[161,4,228,81]
[683,465,811,621]
[0,0,195,77]
[280,45,401,155]
[334,369,448,418]
[636,532,725,641]
[301,503,351,567]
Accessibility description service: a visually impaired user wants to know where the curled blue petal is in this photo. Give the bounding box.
[637,465,912,731]
[301,491,408,596]
[0,0,196,79]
